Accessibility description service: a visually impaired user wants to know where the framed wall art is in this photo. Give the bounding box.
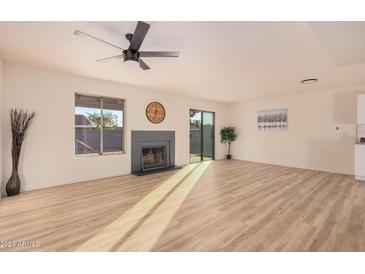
[257,109,288,130]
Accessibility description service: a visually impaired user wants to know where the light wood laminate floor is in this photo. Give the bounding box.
[1,160,364,251]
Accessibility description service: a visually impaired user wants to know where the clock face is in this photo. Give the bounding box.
[146,102,166,124]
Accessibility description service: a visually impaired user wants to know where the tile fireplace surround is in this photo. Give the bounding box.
[131,130,175,174]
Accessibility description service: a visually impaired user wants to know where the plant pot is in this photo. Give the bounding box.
[6,170,21,197]
[226,154,232,160]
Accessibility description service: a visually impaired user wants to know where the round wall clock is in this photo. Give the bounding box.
[146,102,166,124]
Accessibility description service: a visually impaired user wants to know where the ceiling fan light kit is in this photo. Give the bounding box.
[74,21,179,70]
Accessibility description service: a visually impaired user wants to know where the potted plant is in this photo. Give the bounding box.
[220,127,237,160]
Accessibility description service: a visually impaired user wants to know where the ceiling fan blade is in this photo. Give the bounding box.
[139,58,150,70]
[95,54,124,63]
[74,30,124,51]
[139,51,179,58]
[129,21,150,52]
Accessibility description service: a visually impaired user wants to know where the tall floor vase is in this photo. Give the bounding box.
[5,109,36,197]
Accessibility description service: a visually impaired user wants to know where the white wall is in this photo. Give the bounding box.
[230,86,363,175]
[1,62,229,192]
[1,61,362,194]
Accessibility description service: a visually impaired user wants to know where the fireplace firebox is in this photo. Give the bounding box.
[141,145,168,171]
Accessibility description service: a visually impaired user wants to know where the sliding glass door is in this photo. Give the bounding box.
[189,109,215,163]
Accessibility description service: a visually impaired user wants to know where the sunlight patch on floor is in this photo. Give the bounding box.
[117,160,211,251]
[75,162,209,251]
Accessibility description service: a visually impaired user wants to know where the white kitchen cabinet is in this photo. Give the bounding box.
[355,94,365,181]
[355,144,365,181]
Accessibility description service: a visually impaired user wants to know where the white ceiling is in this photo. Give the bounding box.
[1,21,365,103]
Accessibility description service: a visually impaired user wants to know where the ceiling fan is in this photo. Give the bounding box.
[74,21,179,70]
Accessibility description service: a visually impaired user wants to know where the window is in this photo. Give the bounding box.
[75,94,124,155]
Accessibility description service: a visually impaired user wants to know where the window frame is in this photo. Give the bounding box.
[74,93,125,157]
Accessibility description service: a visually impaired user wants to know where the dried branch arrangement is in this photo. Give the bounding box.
[6,108,36,196]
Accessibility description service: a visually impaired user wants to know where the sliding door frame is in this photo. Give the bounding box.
[189,109,215,162]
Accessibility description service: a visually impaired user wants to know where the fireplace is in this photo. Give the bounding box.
[141,145,168,171]
[131,130,175,175]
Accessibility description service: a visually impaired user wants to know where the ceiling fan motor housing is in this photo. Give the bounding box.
[123,49,139,62]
